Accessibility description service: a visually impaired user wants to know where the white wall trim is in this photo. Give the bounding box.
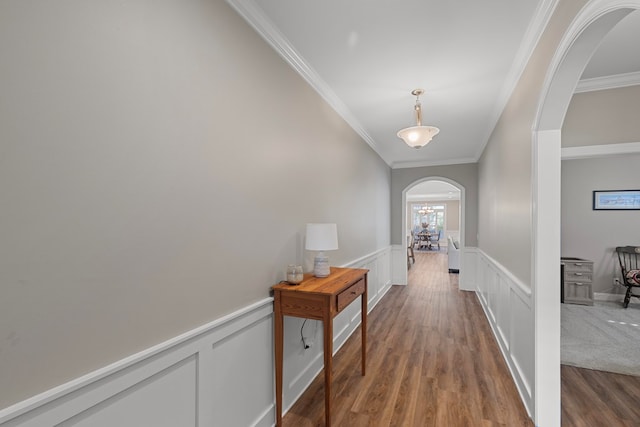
[459,247,477,291]
[223,0,388,167]
[391,244,407,285]
[575,71,640,93]
[532,3,640,425]
[594,292,625,302]
[0,247,392,427]
[474,0,559,160]
[532,130,562,427]
[561,141,640,159]
[0,298,274,425]
[0,299,275,427]
[342,246,390,269]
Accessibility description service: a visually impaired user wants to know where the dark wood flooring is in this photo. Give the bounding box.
[281,251,640,426]
[562,365,640,426]
[282,251,532,426]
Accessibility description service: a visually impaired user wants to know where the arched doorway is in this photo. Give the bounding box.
[533,2,640,424]
[401,176,465,286]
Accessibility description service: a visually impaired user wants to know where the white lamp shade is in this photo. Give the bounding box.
[397,125,440,148]
[305,223,338,251]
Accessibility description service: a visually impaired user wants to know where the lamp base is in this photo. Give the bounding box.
[313,253,330,277]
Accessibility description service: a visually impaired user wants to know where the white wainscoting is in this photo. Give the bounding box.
[390,244,407,285]
[0,248,391,427]
[465,248,534,418]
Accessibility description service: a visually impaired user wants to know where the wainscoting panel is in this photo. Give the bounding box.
[209,315,274,427]
[0,248,391,427]
[0,298,274,427]
[467,249,534,417]
[391,244,407,285]
[62,356,198,427]
[459,247,477,291]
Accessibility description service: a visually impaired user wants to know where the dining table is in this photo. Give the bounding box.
[416,231,432,249]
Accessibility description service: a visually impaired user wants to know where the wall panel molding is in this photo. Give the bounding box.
[0,247,392,427]
[465,248,534,418]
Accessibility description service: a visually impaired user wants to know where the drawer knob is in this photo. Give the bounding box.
[351,291,357,295]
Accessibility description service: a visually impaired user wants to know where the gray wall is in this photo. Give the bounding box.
[391,163,478,247]
[477,0,589,286]
[0,0,390,409]
[561,84,640,294]
[563,85,640,147]
[561,154,640,294]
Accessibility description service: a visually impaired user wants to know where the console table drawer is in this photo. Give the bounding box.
[337,278,365,312]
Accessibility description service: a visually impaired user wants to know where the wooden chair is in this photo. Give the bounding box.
[407,233,415,267]
[615,246,640,308]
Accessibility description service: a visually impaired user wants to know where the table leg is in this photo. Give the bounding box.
[361,278,367,376]
[274,294,283,427]
[323,314,333,427]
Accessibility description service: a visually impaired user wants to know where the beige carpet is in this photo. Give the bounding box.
[561,300,640,376]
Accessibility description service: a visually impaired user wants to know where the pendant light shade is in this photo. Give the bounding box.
[397,89,440,149]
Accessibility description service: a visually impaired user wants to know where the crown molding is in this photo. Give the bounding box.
[561,141,640,159]
[574,71,640,93]
[225,0,390,167]
[227,0,562,169]
[474,0,560,161]
[392,156,477,169]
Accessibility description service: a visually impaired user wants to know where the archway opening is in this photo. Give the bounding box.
[533,3,639,425]
[400,177,465,286]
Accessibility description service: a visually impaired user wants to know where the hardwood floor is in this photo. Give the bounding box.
[561,365,640,426]
[281,251,640,426]
[282,252,532,426]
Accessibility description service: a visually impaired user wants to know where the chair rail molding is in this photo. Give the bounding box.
[0,247,392,427]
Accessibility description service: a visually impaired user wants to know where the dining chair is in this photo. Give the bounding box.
[407,233,415,266]
[429,230,441,250]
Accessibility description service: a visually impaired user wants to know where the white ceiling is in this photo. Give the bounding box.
[227,1,640,168]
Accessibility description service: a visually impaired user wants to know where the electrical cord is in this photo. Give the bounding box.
[300,319,310,349]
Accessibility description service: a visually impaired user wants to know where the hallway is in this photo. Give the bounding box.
[282,252,532,426]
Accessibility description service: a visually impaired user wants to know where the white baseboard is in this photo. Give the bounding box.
[594,292,625,302]
[0,247,392,427]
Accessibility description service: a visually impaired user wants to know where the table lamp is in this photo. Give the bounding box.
[305,223,339,277]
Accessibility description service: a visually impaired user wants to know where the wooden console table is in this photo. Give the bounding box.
[272,266,368,427]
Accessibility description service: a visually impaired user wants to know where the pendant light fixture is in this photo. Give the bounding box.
[397,89,440,149]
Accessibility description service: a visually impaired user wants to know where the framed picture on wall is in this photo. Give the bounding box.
[593,190,640,210]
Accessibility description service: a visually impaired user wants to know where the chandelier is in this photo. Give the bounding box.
[418,206,434,215]
[397,89,440,149]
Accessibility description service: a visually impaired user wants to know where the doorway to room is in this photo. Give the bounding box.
[533,2,640,424]
[403,178,463,282]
